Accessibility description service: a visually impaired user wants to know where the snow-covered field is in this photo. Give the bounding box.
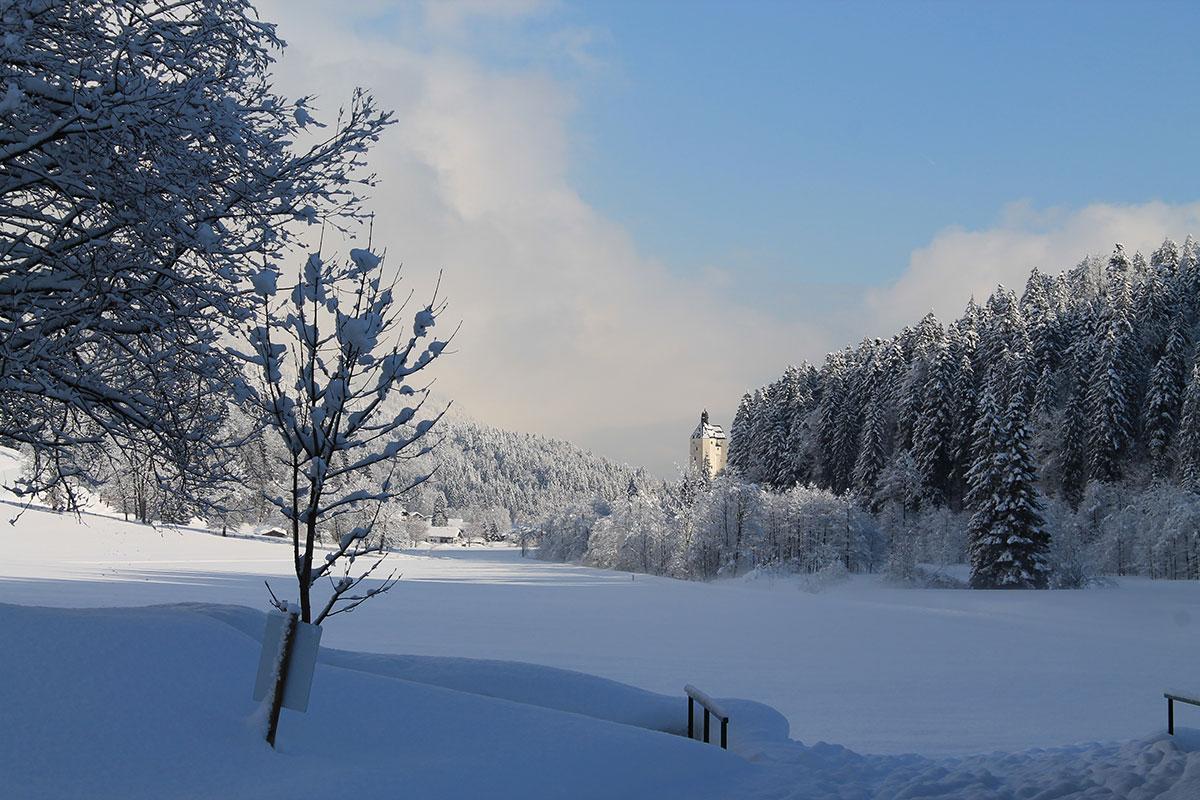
[3,459,1200,797]
[4,499,1198,756]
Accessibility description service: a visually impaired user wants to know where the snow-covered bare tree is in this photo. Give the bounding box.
[243,246,450,625]
[1,0,391,495]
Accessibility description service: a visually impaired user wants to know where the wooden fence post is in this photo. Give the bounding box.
[266,611,299,748]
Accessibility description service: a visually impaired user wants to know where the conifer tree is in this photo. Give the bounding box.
[763,372,798,488]
[946,354,978,509]
[1145,322,1190,478]
[1178,360,1200,491]
[1059,382,1089,507]
[727,393,753,476]
[853,390,888,501]
[912,341,957,504]
[966,367,1051,589]
[1088,317,1134,482]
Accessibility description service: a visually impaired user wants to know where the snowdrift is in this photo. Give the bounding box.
[0,602,751,800]
[5,601,1200,799]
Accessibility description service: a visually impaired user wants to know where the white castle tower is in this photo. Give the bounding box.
[690,409,727,477]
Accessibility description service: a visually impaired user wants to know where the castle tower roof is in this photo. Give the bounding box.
[691,409,726,440]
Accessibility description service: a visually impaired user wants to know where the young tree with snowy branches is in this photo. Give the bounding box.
[243,247,451,625]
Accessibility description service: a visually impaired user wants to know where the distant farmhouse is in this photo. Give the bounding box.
[424,517,466,545]
[398,508,463,545]
[690,409,727,477]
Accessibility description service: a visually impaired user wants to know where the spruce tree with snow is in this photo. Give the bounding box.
[966,365,1051,589]
[1087,314,1135,483]
[1181,236,1200,319]
[761,371,797,488]
[1022,268,1064,380]
[853,390,889,501]
[432,495,449,527]
[727,394,754,476]
[1145,321,1191,478]
[830,374,867,494]
[1177,360,1200,491]
[1058,382,1090,508]
[978,288,1027,383]
[913,340,957,505]
[946,352,979,509]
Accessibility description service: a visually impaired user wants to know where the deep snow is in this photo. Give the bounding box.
[0,602,754,799]
[3,496,1198,756]
[3,446,1200,798]
[5,598,1200,800]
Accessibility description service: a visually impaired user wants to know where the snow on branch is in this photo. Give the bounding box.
[1,0,392,499]
[245,243,451,624]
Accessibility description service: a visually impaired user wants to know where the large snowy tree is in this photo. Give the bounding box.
[0,0,391,494]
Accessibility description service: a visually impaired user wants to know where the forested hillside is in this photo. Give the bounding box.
[52,400,643,536]
[730,240,1200,502]
[728,239,1200,579]
[405,412,646,522]
[537,240,1200,587]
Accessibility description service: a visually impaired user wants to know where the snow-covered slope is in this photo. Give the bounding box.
[4,600,1200,799]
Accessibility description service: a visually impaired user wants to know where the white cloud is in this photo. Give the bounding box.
[423,0,548,35]
[256,0,831,474]
[867,200,1200,333]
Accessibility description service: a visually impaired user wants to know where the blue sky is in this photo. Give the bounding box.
[275,0,1200,473]
[564,0,1200,297]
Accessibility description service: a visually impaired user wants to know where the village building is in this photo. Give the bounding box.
[424,517,466,545]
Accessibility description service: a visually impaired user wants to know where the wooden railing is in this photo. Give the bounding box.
[1165,690,1200,734]
[685,684,729,749]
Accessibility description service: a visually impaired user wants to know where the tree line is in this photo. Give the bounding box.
[537,241,1200,587]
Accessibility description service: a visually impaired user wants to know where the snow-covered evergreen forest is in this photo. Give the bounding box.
[539,242,1200,587]
[37,401,642,543]
[418,412,645,520]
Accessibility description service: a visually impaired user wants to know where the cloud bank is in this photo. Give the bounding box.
[259,1,1200,474]
[867,201,1200,335]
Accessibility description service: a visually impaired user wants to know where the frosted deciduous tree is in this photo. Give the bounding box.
[244,247,450,624]
[1,0,391,494]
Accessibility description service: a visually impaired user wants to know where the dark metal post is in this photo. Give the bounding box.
[1169,697,1174,735]
[687,696,694,739]
[266,611,299,749]
[721,717,728,749]
[703,708,710,744]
